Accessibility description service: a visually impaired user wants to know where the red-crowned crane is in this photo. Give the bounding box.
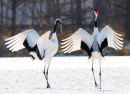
[5,19,63,88]
[61,9,123,89]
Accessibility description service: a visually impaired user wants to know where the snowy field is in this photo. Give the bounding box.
[0,56,130,94]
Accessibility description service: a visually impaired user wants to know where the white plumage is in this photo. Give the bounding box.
[97,25,123,50]
[61,28,94,53]
[5,19,63,88]
[37,31,52,58]
[61,9,123,89]
[62,25,123,54]
[5,29,40,52]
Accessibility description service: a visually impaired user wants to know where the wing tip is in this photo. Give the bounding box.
[78,28,84,31]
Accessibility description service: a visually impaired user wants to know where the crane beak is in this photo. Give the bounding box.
[60,24,62,32]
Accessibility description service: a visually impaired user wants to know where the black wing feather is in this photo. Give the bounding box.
[23,39,37,52]
[81,41,93,59]
[100,38,108,51]
[23,39,45,60]
[36,48,44,60]
[98,38,108,57]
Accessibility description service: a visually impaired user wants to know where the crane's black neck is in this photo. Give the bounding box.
[95,19,97,27]
[53,21,58,33]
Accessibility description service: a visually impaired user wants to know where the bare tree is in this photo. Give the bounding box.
[0,0,3,32]
[5,0,9,25]
[124,0,130,39]
[76,0,82,28]
[10,0,24,35]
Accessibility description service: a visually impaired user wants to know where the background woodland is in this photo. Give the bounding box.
[0,0,130,57]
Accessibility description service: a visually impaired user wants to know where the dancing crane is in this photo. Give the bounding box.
[5,19,63,88]
[61,9,123,89]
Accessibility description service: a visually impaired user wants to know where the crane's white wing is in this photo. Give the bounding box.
[97,25,123,51]
[37,31,51,58]
[5,29,40,52]
[61,28,94,55]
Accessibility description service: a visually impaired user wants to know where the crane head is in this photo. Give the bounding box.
[94,9,98,15]
[55,19,62,24]
[55,19,63,32]
[94,9,98,20]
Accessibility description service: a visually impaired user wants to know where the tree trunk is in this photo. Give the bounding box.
[0,0,3,32]
[32,0,35,26]
[76,0,82,28]
[40,0,43,25]
[124,0,130,39]
[56,0,60,18]
[46,0,51,24]
[5,0,9,25]
[70,0,75,31]
[11,0,16,36]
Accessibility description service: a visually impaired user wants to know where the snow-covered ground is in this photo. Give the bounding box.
[0,56,130,94]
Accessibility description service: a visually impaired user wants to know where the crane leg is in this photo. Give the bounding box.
[43,65,51,88]
[46,66,50,88]
[92,62,99,89]
[99,67,101,89]
[43,66,46,76]
[99,59,102,89]
[43,58,52,88]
